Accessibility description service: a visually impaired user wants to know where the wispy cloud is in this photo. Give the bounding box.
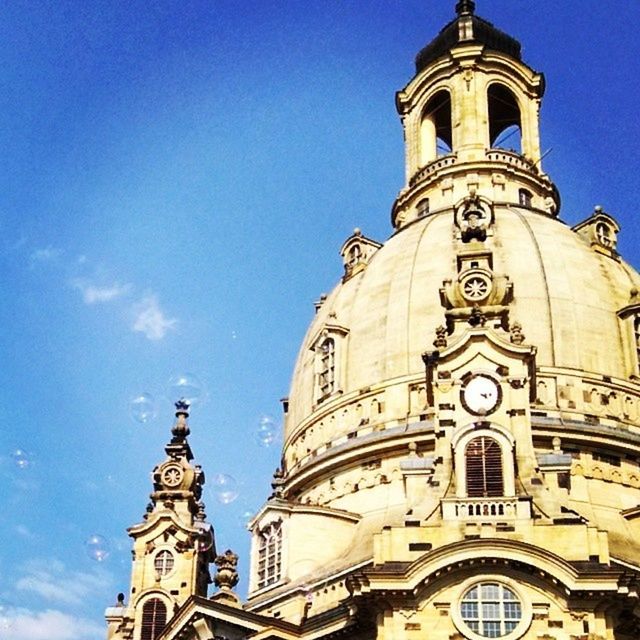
[29,246,62,265]
[71,279,132,304]
[132,295,177,340]
[0,608,104,640]
[14,524,35,539]
[16,560,109,607]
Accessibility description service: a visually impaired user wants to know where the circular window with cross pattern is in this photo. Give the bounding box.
[452,578,532,640]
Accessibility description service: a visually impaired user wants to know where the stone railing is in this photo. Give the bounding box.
[484,148,538,173]
[441,496,531,521]
[409,153,458,186]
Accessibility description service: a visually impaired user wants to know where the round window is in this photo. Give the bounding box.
[460,582,522,638]
[154,550,175,577]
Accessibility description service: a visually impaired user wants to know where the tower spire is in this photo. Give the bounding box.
[105,403,216,640]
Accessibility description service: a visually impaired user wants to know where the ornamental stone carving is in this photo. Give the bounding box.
[454,192,494,243]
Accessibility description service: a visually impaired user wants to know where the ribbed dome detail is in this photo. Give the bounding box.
[285,207,640,439]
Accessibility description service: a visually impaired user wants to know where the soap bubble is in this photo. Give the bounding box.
[195,523,214,552]
[291,558,324,605]
[85,533,110,562]
[302,583,315,605]
[0,600,13,631]
[237,505,257,529]
[167,373,205,406]
[197,538,213,553]
[196,533,214,553]
[11,448,31,469]
[210,473,239,505]
[254,415,279,447]
[129,393,156,424]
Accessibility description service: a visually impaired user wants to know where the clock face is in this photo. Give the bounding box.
[461,374,501,416]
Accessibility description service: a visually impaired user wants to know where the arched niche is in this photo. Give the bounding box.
[487,83,522,153]
[420,89,452,165]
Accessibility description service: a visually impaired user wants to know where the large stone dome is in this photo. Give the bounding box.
[242,7,640,636]
[285,205,640,446]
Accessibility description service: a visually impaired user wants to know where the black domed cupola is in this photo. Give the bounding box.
[416,1,522,73]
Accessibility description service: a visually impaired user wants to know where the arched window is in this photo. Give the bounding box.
[465,436,504,497]
[257,521,282,589]
[416,198,430,218]
[487,84,521,153]
[595,222,613,248]
[347,243,362,266]
[318,338,335,400]
[634,316,640,374]
[518,188,532,207]
[141,598,167,640]
[420,90,452,165]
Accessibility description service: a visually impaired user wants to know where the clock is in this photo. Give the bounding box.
[461,373,501,416]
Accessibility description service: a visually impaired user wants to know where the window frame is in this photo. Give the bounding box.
[465,436,504,498]
[153,549,175,578]
[139,597,168,640]
[452,423,515,499]
[256,520,283,590]
[318,337,336,400]
[451,576,531,640]
[310,325,349,405]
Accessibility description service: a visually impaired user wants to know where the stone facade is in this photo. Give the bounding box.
[106,3,640,640]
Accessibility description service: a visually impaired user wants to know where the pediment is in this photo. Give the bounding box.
[128,510,206,539]
[348,538,621,601]
[157,597,300,640]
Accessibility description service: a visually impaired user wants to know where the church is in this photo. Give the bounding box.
[105,2,640,639]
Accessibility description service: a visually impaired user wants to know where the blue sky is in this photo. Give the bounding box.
[0,1,639,638]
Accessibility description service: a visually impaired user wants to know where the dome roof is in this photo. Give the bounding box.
[285,206,639,439]
[415,2,521,73]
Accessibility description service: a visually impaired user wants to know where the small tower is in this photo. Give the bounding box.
[105,401,215,640]
[392,0,559,229]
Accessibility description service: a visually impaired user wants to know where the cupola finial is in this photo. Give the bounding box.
[455,0,475,16]
[171,399,191,440]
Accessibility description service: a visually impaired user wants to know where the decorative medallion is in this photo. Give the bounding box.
[460,272,492,302]
[162,464,184,488]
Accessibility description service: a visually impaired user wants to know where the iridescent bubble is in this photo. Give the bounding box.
[85,533,110,562]
[0,600,13,631]
[193,521,214,552]
[210,473,239,505]
[255,414,279,447]
[167,373,205,406]
[302,583,314,605]
[11,448,32,469]
[237,505,257,529]
[129,393,156,424]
